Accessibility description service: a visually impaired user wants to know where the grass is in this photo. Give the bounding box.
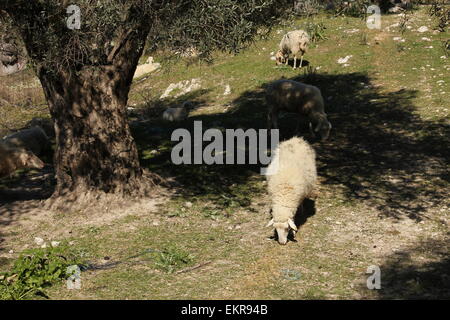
[0,7,449,299]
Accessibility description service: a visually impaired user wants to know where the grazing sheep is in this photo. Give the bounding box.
[2,126,51,156]
[266,137,317,245]
[266,79,332,141]
[276,30,309,69]
[162,101,192,122]
[26,117,55,138]
[0,143,44,178]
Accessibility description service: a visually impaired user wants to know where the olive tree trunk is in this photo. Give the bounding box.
[40,66,144,196]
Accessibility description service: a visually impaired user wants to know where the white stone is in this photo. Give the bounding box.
[337,55,353,64]
[133,56,161,79]
[417,26,429,33]
[34,237,45,246]
[160,78,202,99]
[223,84,231,96]
[51,241,60,247]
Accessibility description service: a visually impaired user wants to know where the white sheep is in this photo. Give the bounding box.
[276,30,309,69]
[2,126,51,156]
[266,137,317,245]
[266,79,332,141]
[0,142,44,178]
[162,101,192,122]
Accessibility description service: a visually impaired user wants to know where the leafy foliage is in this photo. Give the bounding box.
[153,245,193,273]
[293,0,322,17]
[0,245,82,300]
[428,0,449,32]
[304,21,328,42]
[1,0,295,70]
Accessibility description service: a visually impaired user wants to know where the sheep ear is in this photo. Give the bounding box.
[266,219,274,228]
[288,219,297,231]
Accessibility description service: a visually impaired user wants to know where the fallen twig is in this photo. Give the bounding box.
[175,261,212,275]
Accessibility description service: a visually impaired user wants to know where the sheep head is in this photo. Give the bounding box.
[16,149,45,170]
[266,218,297,245]
[310,114,332,141]
[275,50,285,65]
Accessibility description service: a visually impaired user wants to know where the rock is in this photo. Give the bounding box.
[184,201,193,208]
[393,37,405,42]
[8,250,13,254]
[133,56,160,79]
[417,26,429,33]
[34,237,45,246]
[337,55,352,64]
[388,6,404,13]
[223,85,231,96]
[160,78,202,99]
[51,241,60,247]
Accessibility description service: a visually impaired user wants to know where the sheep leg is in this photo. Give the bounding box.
[293,56,297,70]
[300,55,304,68]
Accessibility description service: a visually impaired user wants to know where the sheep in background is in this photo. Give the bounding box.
[266,79,331,141]
[276,30,309,69]
[26,117,55,138]
[0,143,44,178]
[2,126,51,156]
[162,101,192,122]
[266,137,317,245]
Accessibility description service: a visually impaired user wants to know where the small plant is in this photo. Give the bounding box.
[0,245,83,300]
[301,65,319,83]
[333,0,368,18]
[304,21,328,43]
[154,245,193,273]
[396,43,406,52]
[398,11,411,35]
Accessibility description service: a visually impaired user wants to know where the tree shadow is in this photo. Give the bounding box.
[283,58,310,69]
[231,71,449,221]
[134,71,449,222]
[360,238,450,299]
